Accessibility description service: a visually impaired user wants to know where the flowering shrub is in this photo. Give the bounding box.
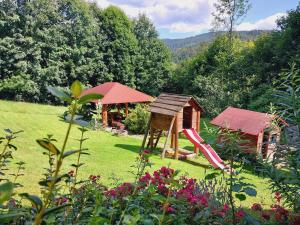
[249,192,300,225]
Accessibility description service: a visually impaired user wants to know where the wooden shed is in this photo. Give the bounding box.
[141,93,204,159]
[210,107,282,159]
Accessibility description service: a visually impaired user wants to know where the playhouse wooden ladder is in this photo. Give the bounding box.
[147,129,163,150]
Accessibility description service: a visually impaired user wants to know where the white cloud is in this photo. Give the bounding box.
[88,0,287,37]
[90,0,216,34]
[237,13,287,31]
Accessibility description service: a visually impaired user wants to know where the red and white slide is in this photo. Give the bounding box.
[183,128,232,173]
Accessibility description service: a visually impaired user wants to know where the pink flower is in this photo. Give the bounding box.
[251,203,262,211]
[166,206,175,214]
[223,204,230,212]
[199,196,208,207]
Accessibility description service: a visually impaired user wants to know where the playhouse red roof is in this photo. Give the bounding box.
[210,107,272,136]
[81,82,153,104]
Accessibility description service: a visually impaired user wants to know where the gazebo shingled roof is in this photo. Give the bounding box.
[82,82,153,104]
[81,82,153,127]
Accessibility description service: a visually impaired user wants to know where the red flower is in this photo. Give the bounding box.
[251,203,262,211]
[89,175,100,183]
[271,204,289,222]
[235,210,245,219]
[291,215,300,225]
[274,192,281,203]
[139,172,152,184]
[105,189,117,197]
[261,212,270,220]
[55,196,68,206]
[143,150,151,154]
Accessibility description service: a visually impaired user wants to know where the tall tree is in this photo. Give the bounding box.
[100,6,138,87]
[212,0,251,42]
[133,14,171,96]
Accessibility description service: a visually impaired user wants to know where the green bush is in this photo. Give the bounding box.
[125,104,150,134]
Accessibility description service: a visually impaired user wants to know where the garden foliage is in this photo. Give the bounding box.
[124,104,150,134]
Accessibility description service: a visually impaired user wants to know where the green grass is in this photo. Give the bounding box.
[0,100,273,209]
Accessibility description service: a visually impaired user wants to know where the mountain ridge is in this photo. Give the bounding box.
[162,30,271,62]
[162,30,271,50]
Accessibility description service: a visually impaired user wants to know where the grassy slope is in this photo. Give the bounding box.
[0,100,273,208]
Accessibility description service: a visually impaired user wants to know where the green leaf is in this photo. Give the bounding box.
[36,139,60,155]
[47,86,71,102]
[71,80,83,98]
[71,163,85,168]
[151,194,166,203]
[19,193,43,210]
[243,187,257,197]
[0,182,13,204]
[78,93,103,105]
[232,184,242,192]
[39,174,70,187]
[205,172,219,180]
[44,204,71,216]
[63,150,82,158]
[8,144,17,150]
[0,213,24,222]
[235,193,246,201]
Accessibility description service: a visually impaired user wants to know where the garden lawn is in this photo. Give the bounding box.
[0,100,274,209]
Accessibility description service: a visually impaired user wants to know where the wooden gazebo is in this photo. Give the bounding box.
[81,82,153,126]
[141,93,204,159]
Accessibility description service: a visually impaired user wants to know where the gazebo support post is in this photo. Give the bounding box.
[102,104,108,127]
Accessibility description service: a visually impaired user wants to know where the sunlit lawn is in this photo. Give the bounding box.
[0,100,274,209]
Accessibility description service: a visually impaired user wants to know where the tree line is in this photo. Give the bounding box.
[0,0,299,118]
[169,3,300,116]
[0,0,171,103]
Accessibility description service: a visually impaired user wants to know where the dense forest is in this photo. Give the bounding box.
[0,0,171,102]
[0,0,300,118]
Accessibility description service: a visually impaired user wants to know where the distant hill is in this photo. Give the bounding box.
[163,30,270,62]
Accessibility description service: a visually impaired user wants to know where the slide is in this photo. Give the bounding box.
[183,128,232,173]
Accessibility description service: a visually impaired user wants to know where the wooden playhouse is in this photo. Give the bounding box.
[210,107,281,159]
[141,93,204,159]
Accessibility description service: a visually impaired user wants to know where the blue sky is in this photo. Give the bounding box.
[92,0,299,39]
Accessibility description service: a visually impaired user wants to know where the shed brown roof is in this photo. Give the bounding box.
[149,93,203,116]
[210,107,272,136]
